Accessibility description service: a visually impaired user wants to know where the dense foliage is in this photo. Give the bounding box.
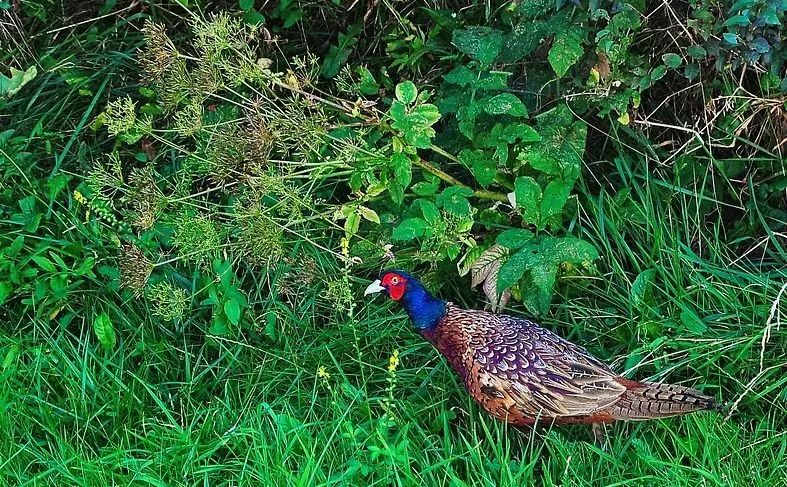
[1,0,786,485]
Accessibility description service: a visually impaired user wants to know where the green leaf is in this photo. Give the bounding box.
[540,178,573,220]
[497,248,534,293]
[496,229,534,250]
[0,65,37,99]
[224,299,242,325]
[500,20,547,63]
[418,200,441,224]
[650,65,667,82]
[93,312,116,349]
[344,211,360,235]
[452,27,504,65]
[389,153,412,188]
[31,255,56,273]
[460,149,496,187]
[514,176,541,224]
[358,206,380,224]
[392,218,427,241]
[680,309,707,335]
[631,269,656,308]
[518,105,586,180]
[239,0,254,11]
[662,53,682,68]
[443,65,477,86]
[321,27,360,78]
[436,186,473,216]
[722,14,751,27]
[483,93,528,117]
[395,81,418,104]
[686,45,707,59]
[548,27,585,78]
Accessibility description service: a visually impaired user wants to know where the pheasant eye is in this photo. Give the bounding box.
[391,276,400,285]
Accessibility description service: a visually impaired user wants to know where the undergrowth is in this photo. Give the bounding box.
[1,1,785,485]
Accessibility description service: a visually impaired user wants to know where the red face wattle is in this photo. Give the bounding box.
[381,272,407,301]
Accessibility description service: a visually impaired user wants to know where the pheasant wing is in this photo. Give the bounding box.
[468,311,626,418]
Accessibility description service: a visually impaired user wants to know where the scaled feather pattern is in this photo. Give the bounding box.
[365,271,721,426]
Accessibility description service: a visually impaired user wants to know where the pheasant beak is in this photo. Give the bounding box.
[364,279,386,296]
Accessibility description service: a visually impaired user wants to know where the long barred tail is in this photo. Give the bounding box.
[611,380,722,420]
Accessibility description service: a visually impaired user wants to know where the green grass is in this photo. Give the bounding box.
[2,4,787,486]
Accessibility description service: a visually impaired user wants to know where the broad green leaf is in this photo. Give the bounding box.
[540,178,573,220]
[483,93,528,117]
[522,263,557,316]
[412,179,440,196]
[443,65,477,86]
[436,186,473,216]
[93,312,116,349]
[662,53,682,68]
[680,309,707,335]
[497,248,535,292]
[460,149,496,187]
[686,45,707,59]
[417,199,441,224]
[496,229,534,250]
[345,211,360,235]
[395,81,418,104]
[392,218,427,241]
[514,176,541,224]
[500,20,547,63]
[389,153,412,188]
[548,27,585,78]
[452,27,504,65]
[239,0,254,11]
[358,206,380,224]
[31,255,56,272]
[0,65,37,99]
[519,105,586,180]
[224,299,241,325]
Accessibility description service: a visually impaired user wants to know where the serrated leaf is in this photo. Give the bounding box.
[395,81,418,104]
[93,312,116,349]
[548,27,585,78]
[452,26,504,65]
[495,229,534,250]
[514,176,541,224]
[392,218,427,241]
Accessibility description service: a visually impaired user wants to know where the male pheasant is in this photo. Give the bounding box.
[364,270,721,427]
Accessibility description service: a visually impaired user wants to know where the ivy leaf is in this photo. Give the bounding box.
[395,81,418,104]
[483,93,528,117]
[540,178,574,221]
[514,176,541,225]
[93,312,116,350]
[436,186,473,216]
[392,218,427,241]
[548,26,585,78]
[452,26,504,65]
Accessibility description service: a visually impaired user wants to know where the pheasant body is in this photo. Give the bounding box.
[365,271,720,426]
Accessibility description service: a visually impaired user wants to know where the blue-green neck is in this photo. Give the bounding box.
[399,276,446,330]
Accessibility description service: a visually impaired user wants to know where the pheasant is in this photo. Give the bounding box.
[364,270,721,428]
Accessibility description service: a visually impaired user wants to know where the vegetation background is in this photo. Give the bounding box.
[1,0,786,485]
